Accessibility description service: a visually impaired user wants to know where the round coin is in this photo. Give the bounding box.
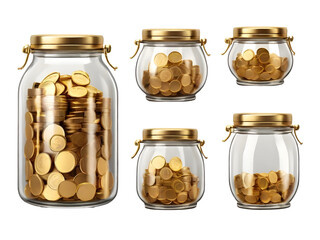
[169,157,183,171]
[39,81,56,95]
[159,167,173,180]
[242,49,255,61]
[42,185,61,201]
[97,157,109,176]
[49,135,66,152]
[71,72,90,86]
[47,171,65,190]
[169,80,182,93]
[154,53,168,67]
[29,174,44,196]
[42,124,65,142]
[68,86,88,98]
[76,182,96,201]
[55,151,77,173]
[58,180,77,198]
[159,69,173,82]
[42,72,60,83]
[34,153,52,175]
[151,155,166,169]
[168,51,182,64]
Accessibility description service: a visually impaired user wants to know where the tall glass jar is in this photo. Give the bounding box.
[18,35,118,207]
[130,29,210,102]
[132,129,207,209]
[223,113,302,209]
[222,27,295,86]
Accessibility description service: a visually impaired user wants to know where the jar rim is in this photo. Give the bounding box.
[142,29,200,42]
[233,27,288,39]
[142,128,198,141]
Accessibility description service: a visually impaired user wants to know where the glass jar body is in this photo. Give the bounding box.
[135,42,208,101]
[18,51,118,207]
[229,127,299,209]
[228,39,293,86]
[136,141,205,209]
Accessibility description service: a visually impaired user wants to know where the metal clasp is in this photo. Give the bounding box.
[131,139,142,159]
[104,45,118,70]
[130,40,141,59]
[200,38,211,56]
[197,140,208,159]
[18,45,31,70]
[292,125,303,145]
[222,125,234,142]
[221,38,233,55]
[286,36,295,55]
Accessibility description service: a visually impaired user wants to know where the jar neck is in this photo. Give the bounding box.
[234,127,293,134]
[142,41,201,47]
[233,38,286,44]
[32,50,103,58]
[143,140,198,146]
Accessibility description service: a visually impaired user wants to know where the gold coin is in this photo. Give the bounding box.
[172,179,184,193]
[252,65,264,74]
[86,85,102,95]
[25,124,34,140]
[101,113,112,130]
[34,153,52,175]
[39,81,56,95]
[165,189,177,201]
[257,177,269,190]
[73,70,89,78]
[96,189,111,200]
[268,171,278,184]
[180,74,191,87]
[281,58,289,72]
[42,72,60,83]
[159,167,173,180]
[176,192,188,203]
[188,184,198,200]
[169,80,182,93]
[256,48,269,56]
[58,180,77,198]
[55,151,77,173]
[271,70,282,80]
[182,84,194,94]
[148,162,156,175]
[74,173,95,185]
[242,49,255,61]
[59,74,71,81]
[149,76,162,89]
[42,124,65,142]
[101,171,114,190]
[169,157,182,171]
[168,51,182,64]
[270,56,281,69]
[145,173,156,186]
[76,182,96,201]
[245,195,257,204]
[260,190,271,203]
[55,82,66,96]
[260,72,271,80]
[160,82,170,92]
[24,184,35,199]
[157,186,167,201]
[71,72,90,86]
[151,155,166,169]
[170,66,182,79]
[42,185,61,201]
[258,52,270,64]
[97,157,109,176]
[154,53,168,67]
[25,112,34,125]
[29,174,44,196]
[146,85,160,95]
[79,156,97,175]
[148,186,160,198]
[47,171,65,190]
[245,69,255,80]
[49,135,66,152]
[70,132,87,147]
[142,71,150,87]
[68,86,88,98]
[25,160,34,181]
[161,90,172,97]
[243,173,255,188]
[59,78,73,91]
[271,192,281,203]
[265,64,275,73]
[159,69,173,82]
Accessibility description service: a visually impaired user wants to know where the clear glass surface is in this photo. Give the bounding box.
[136,141,205,209]
[229,127,299,209]
[18,51,118,207]
[135,42,208,101]
[228,39,293,86]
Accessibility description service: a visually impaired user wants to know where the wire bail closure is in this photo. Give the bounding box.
[130,40,141,59]
[286,36,295,55]
[18,45,31,70]
[104,45,118,70]
[200,38,211,56]
[131,139,208,159]
[221,38,233,55]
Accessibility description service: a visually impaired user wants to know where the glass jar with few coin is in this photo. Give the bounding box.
[130,29,210,101]
[132,129,207,209]
[18,35,118,207]
[223,113,302,209]
[222,27,295,86]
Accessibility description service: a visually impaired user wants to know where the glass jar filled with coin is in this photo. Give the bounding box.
[130,29,210,101]
[223,113,302,209]
[18,35,118,207]
[222,27,295,86]
[132,129,207,209]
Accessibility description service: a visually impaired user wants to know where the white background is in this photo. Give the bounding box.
[0,0,318,239]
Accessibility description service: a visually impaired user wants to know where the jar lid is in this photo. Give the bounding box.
[143,128,198,141]
[30,35,104,51]
[142,29,200,42]
[233,113,292,127]
[233,27,287,39]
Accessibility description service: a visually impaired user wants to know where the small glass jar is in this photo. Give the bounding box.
[223,113,302,209]
[222,27,295,86]
[130,29,210,102]
[132,129,207,209]
[18,35,118,207]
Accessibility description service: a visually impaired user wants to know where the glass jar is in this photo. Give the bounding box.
[18,35,118,207]
[132,129,207,209]
[222,27,295,86]
[223,113,302,209]
[130,29,210,102]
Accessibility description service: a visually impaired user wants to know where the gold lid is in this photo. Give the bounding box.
[233,27,287,39]
[142,29,200,42]
[233,113,292,127]
[30,35,104,51]
[143,128,198,141]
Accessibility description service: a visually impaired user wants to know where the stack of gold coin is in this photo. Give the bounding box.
[142,155,200,205]
[142,51,202,97]
[232,48,289,81]
[24,71,114,202]
[234,170,295,205]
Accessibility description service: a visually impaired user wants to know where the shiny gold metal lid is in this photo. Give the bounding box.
[30,35,104,50]
[143,128,198,141]
[233,113,292,127]
[233,27,287,39]
[142,29,200,42]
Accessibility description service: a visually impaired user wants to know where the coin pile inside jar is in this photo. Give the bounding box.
[24,71,114,202]
[232,48,289,81]
[142,155,200,205]
[234,170,295,205]
[142,51,202,97]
